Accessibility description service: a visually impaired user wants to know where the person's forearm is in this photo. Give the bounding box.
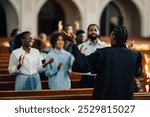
[72,44,81,57]
[17,64,22,70]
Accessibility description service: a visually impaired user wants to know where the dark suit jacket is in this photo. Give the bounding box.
[72,44,142,100]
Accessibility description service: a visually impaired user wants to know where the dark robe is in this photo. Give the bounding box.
[72,44,142,100]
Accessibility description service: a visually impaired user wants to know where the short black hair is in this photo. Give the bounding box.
[10,28,20,37]
[112,26,128,45]
[87,24,100,32]
[14,31,31,49]
[76,30,85,37]
[50,31,63,48]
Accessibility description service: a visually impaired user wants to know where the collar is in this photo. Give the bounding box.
[54,48,64,54]
[20,46,32,55]
[88,39,104,46]
[112,44,127,48]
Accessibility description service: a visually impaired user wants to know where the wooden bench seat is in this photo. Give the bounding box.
[0,88,93,100]
[0,64,9,69]
[0,88,150,100]
[0,69,9,74]
[0,78,81,90]
[0,74,13,81]
[0,72,81,80]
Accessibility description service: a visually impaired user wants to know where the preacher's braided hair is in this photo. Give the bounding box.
[112,26,128,45]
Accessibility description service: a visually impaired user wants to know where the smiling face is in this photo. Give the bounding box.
[55,35,64,50]
[21,32,35,47]
[87,25,100,41]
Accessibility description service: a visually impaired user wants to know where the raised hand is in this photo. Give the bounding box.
[58,20,63,32]
[74,21,80,31]
[61,30,76,44]
[127,40,135,49]
[80,45,87,54]
[17,54,25,70]
[57,62,64,70]
[19,54,25,65]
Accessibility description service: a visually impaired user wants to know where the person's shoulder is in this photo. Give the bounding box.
[96,47,110,51]
[31,47,40,53]
[63,49,72,56]
[47,49,54,56]
[78,41,89,48]
[13,47,21,52]
[94,47,110,56]
[11,47,22,56]
[129,49,142,57]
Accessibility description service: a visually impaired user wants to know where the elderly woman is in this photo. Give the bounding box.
[45,32,74,89]
[8,31,53,90]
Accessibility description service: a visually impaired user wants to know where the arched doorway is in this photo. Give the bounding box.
[0,0,18,37]
[100,0,141,37]
[38,0,65,35]
[100,2,123,36]
[0,3,7,37]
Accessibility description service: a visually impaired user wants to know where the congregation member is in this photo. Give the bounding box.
[9,28,21,53]
[75,24,107,88]
[75,29,87,45]
[8,31,53,90]
[45,32,73,89]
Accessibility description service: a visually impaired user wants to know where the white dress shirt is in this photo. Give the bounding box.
[8,47,44,75]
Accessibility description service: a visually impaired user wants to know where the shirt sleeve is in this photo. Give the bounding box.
[135,51,142,77]
[45,54,58,77]
[72,44,103,74]
[37,51,44,72]
[8,52,20,74]
[68,55,74,73]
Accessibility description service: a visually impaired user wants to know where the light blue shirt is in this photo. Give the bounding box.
[78,39,107,56]
[78,39,107,76]
[45,48,73,89]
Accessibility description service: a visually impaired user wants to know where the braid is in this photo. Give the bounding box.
[113,26,128,45]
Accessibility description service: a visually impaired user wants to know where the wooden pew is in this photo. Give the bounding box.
[0,54,10,57]
[0,69,9,74]
[0,64,8,69]
[0,61,9,64]
[0,74,14,81]
[0,88,150,100]
[0,88,93,100]
[133,93,150,100]
[0,80,81,90]
[0,72,81,81]
[0,72,81,90]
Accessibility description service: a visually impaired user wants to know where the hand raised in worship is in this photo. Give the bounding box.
[17,54,25,70]
[80,45,87,54]
[58,20,63,32]
[127,40,135,49]
[43,58,54,67]
[57,62,64,71]
[61,30,76,44]
[74,20,80,31]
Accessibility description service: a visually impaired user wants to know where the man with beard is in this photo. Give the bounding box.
[74,24,107,88]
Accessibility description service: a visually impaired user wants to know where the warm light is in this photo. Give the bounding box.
[46,42,50,46]
[145,84,149,92]
[2,41,9,47]
[134,44,150,51]
[144,54,150,78]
